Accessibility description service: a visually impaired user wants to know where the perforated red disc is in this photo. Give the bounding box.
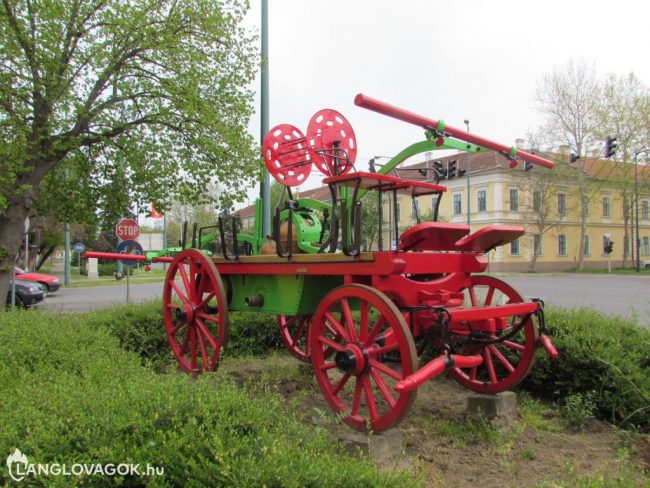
[262,124,312,186]
[307,109,357,176]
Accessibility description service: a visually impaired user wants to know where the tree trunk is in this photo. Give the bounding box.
[36,245,57,271]
[0,197,32,309]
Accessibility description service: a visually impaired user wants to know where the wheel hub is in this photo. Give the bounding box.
[174,303,196,324]
[334,344,367,375]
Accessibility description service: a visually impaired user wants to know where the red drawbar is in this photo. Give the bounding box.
[399,222,470,251]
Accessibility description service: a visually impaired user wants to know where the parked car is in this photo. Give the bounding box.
[14,266,60,293]
[644,259,650,270]
[5,279,45,308]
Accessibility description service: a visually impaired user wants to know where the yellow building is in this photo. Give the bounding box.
[387,151,650,271]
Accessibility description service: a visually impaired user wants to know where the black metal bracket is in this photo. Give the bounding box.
[217,216,239,261]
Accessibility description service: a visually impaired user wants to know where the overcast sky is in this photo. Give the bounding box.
[240,0,649,199]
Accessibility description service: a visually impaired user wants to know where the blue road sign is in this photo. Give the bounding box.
[116,240,143,266]
[73,242,85,253]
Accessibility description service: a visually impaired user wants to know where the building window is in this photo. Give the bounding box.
[558,235,567,256]
[583,235,590,256]
[533,234,542,256]
[453,193,462,215]
[602,195,610,218]
[557,193,566,216]
[509,188,519,211]
[643,200,649,220]
[477,189,487,213]
[431,195,439,216]
[643,236,650,256]
[533,191,542,213]
[510,238,520,256]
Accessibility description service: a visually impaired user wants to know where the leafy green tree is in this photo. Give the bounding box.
[0,0,258,301]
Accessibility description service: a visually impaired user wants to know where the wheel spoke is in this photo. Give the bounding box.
[324,312,350,342]
[179,328,191,355]
[468,285,478,307]
[332,372,352,396]
[484,286,495,306]
[370,368,396,408]
[361,376,379,422]
[483,347,497,384]
[197,311,219,323]
[317,335,345,352]
[321,361,338,371]
[341,299,358,341]
[170,321,187,335]
[368,359,402,380]
[196,318,219,351]
[502,339,526,352]
[369,342,400,356]
[197,290,216,310]
[170,280,191,306]
[351,378,363,417]
[488,344,515,373]
[177,264,194,301]
[365,315,386,346]
[196,325,210,370]
[359,301,369,341]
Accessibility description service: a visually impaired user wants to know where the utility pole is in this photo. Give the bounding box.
[259,0,271,235]
[464,119,471,227]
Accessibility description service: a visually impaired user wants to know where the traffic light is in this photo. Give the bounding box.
[458,167,466,177]
[604,136,618,158]
[524,161,533,171]
[447,160,457,179]
[603,235,614,254]
[433,160,445,180]
[570,152,579,163]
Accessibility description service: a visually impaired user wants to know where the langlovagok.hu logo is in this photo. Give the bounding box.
[6,448,164,482]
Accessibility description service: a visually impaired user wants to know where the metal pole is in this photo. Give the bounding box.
[64,222,71,286]
[24,217,29,271]
[163,213,167,271]
[259,0,271,236]
[126,265,130,304]
[464,120,471,227]
[635,152,640,272]
[10,261,16,309]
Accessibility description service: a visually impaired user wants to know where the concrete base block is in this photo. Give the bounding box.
[466,391,517,420]
[339,428,403,462]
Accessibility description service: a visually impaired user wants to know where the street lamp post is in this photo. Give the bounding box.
[464,119,471,226]
[634,148,649,272]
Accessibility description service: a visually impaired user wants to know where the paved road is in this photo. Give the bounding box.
[41,274,650,326]
[505,274,650,325]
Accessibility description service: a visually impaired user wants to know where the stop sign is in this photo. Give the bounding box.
[116,218,140,240]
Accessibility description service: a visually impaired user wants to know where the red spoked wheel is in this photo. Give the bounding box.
[163,249,229,373]
[307,109,357,176]
[262,123,312,186]
[310,284,417,432]
[278,315,312,362]
[449,276,539,393]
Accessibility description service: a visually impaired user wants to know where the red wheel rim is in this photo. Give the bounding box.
[449,276,539,393]
[278,315,312,362]
[262,123,312,187]
[310,284,417,432]
[307,109,356,176]
[163,249,229,373]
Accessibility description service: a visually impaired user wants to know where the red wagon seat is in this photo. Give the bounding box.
[399,222,470,251]
[454,225,525,252]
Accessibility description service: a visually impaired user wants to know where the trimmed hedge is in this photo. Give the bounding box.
[522,307,650,431]
[0,310,413,487]
[84,301,285,372]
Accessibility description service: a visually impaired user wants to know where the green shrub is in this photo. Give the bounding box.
[0,311,412,487]
[522,307,650,431]
[85,302,286,372]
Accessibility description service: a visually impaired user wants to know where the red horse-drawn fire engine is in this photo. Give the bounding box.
[87,95,559,433]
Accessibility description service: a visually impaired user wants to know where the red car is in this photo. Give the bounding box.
[14,266,61,293]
